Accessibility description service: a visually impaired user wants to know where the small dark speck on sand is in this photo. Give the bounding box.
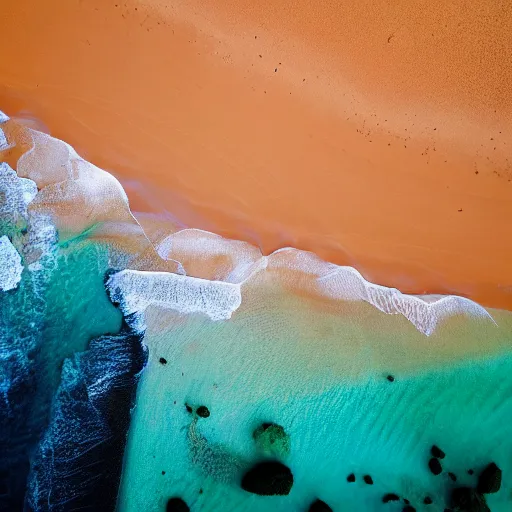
[159,357,167,365]
[387,375,395,382]
[199,489,203,494]
[162,471,166,475]
[458,208,463,212]
[363,475,373,485]
[347,473,355,483]
[185,403,193,413]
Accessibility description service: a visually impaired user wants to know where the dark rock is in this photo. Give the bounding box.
[159,357,167,365]
[429,457,443,475]
[448,472,457,482]
[196,406,210,418]
[382,493,400,503]
[166,497,190,512]
[308,498,333,512]
[241,461,293,496]
[467,469,474,475]
[431,445,446,459]
[363,475,373,485]
[387,375,395,382]
[424,496,433,504]
[477,462,502,494]
[403,507,416,512]
[185,403,193,413]
[450,487,490,512]
[404,499,410,505]
[347,473,356,483]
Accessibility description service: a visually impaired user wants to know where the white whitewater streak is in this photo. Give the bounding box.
[107,269,242,322]
[0,235,23,291]
[0,110,9,124]
[0,162,38,224]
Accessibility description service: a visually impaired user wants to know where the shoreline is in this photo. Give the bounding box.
[1,0,511,309]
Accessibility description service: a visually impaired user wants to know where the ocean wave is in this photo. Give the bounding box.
[0,110,494,335]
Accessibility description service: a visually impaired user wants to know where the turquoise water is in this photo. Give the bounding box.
[118,286,512,512]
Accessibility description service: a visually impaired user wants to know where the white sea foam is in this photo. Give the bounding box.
[0,235,23,291]
[107,269,242,322]
[0,162,38,224]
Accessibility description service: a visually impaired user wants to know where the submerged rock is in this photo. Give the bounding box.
[241,461,293,496]
[363,475,374,485]
[253,422,290,458]
[346,473,356,483]
[448,472,457,482]
[196,405,210,418]
[308,498,333,512]
[429,457,443,475]
[477,462,501,494]
[450,487,490,512]
[166,497,190,512]
[382,493,400,503]
[431,445,446,459]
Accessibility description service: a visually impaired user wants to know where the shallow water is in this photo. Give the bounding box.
[0,114,511,511]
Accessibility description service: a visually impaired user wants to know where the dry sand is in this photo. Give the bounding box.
[0,0,511,309]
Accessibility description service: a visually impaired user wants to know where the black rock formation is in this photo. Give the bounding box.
[196,405,210,418]
[308,498,333,512]
[363,475,374,485]
[241,461,293,496]
[431,445,446,459]
[382,493,400,503]
[450,487,490,512]
[477,462,502,494]
[429,457,443,475]
[166,497,190,512]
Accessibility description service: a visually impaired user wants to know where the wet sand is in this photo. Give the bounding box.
[0,0,511,309]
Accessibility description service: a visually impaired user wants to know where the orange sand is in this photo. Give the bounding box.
[0,0,511,309]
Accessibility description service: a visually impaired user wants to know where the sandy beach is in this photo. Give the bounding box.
[1,0,511,309]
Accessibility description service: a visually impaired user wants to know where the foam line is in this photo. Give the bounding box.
[107,269,242,322]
